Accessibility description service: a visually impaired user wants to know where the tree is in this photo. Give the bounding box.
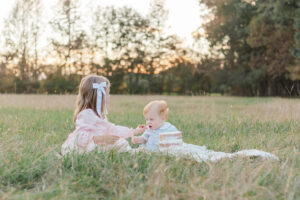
[49,0,87,75]
[1,0,43,81]
[200,0,300,96]
[145,0,182,92]
[0,0,43,93]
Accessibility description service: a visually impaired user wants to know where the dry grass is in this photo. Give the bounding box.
[0,94,76,110]
[0,94,299,200]
[1,94,299,122]
[0,94,298,117]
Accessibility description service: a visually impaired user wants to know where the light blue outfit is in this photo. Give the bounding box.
[140,122,178,152]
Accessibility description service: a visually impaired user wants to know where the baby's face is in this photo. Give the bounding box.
[144,107,165,130]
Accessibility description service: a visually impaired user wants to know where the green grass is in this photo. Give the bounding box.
[0,95,299,199]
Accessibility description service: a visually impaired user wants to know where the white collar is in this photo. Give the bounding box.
[148,122,171,132]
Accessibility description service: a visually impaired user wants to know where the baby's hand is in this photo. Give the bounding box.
[132,136,139,144]
[134,125,146,135]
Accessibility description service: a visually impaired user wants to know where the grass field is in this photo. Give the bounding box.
[0,94,299,200]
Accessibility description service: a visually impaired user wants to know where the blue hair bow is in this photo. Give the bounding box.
[93,82,108,118]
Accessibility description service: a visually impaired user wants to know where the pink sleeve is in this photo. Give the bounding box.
[76,109,134,139]
[77,130,89,149]
[76,127,97,151]
[106,121,134,138]
[74,110,103,151]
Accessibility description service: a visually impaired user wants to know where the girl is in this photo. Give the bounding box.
[61,75,146,155]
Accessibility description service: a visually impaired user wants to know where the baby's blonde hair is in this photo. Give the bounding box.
[73,75,110,122]
[143,100,169,119]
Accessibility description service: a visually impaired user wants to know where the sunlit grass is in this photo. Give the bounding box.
[0,94,299,199]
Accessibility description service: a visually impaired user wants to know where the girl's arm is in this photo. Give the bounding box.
[107,123,145,138]
[76,128,93,151]
[77,128,120,149]
[108,122,134,138]
[74,110,122,151]
[93,134,120,145]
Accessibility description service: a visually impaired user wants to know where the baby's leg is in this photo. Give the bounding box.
[98,138,131,152]
[131,146,151,154]
[98,138,151,154]
[113,138,132,152]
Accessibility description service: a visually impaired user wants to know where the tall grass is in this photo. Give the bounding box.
[0,95,299,199]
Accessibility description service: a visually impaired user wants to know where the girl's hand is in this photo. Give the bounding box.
[134,125,146,135]
[93,134,120,145]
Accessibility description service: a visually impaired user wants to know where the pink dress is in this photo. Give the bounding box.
[61,109,134,155]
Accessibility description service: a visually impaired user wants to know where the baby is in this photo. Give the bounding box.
[132,100,178,151]
[131,100,279,162]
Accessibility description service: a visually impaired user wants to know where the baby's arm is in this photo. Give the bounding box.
[132,130,150,144]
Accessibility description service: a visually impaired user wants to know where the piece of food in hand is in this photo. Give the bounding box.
[139,125,146,129]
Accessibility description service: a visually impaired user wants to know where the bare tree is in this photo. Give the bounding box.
[31,0,42,80]
[89,6,117,75]
[1,0,43,82]
[49,0,86,75]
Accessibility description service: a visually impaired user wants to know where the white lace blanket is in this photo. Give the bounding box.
[157,143,279,162]
[63,138,279,162]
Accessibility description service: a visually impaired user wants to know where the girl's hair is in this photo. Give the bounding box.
[73,75,110,122]
[143,100,169,119]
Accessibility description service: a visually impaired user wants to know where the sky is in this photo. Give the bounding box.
[0,0,207,50]
[91,0,204,39]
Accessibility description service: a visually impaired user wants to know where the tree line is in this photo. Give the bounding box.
[0,0,299,96]
[200,0,300,96]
